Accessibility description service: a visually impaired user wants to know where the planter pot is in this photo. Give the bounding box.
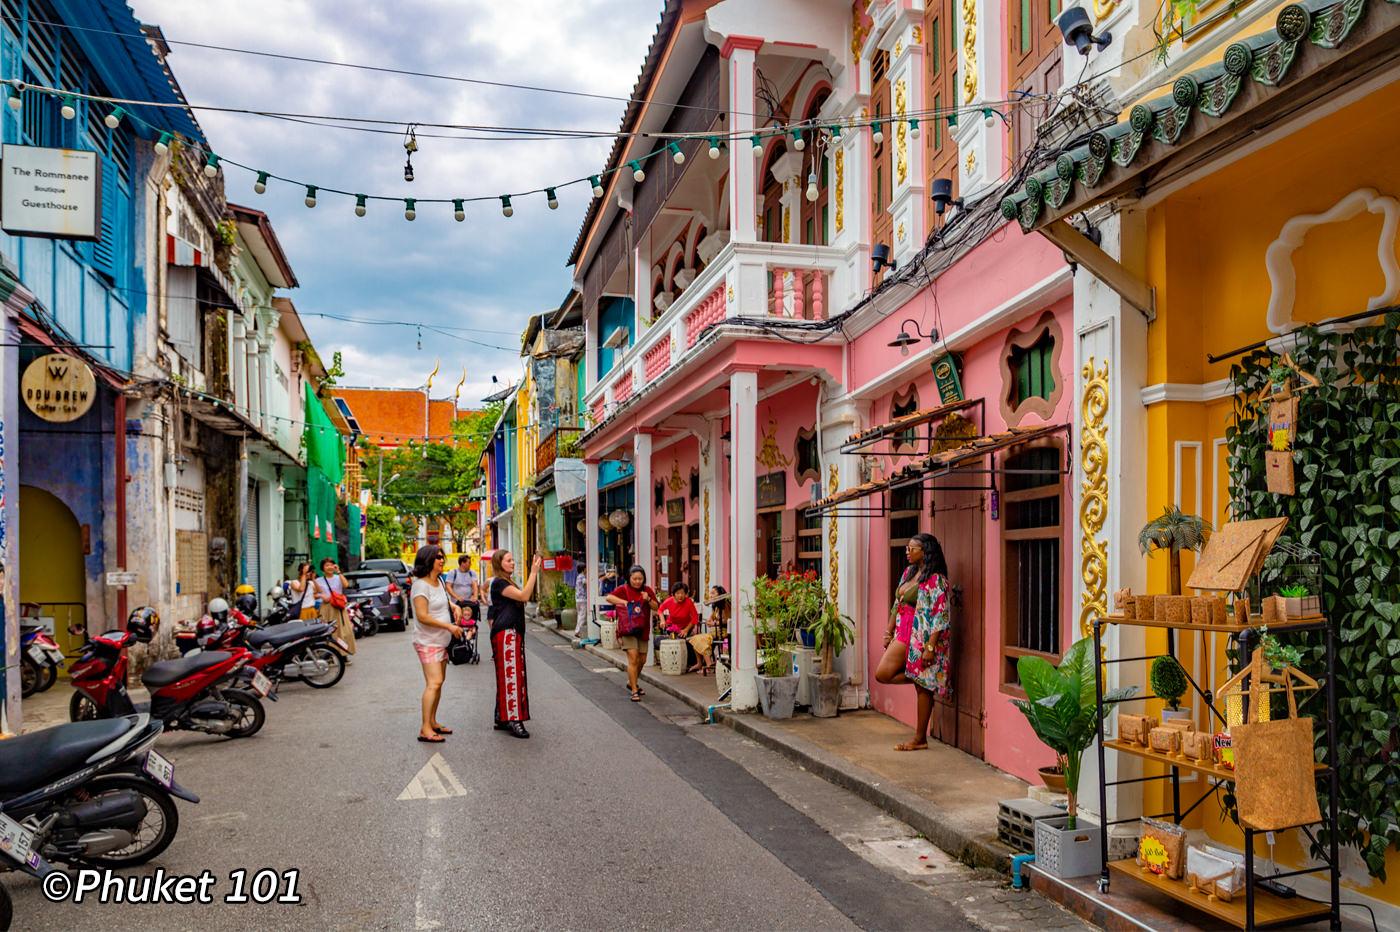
[789,646,816,706]
[1282,595,1320,617]
[598,619,619,651]
[1033,815,1103,879]
[1039,767,1067,793]
[810,673,841,718]
[658,638,688,676]
[797,628,816,649]
[1161,708,1193,725]
[755,673,799,720]
[715,661,731,697]
[560,608,578,630]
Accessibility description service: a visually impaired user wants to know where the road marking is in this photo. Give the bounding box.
[194,811,248,828]
[589,666,618,673]
[397,752,467,800]
[414,814,445,930]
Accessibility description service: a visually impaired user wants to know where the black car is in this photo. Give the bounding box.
[346,570,408,632]
[361,558,411,592]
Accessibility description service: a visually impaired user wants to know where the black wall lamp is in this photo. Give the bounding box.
[1057,7,1112,54]
[930,178,963,216]
[888,320,940,356]
[871,243,897,273]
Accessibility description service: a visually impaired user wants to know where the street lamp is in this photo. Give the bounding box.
[378,467,403,500]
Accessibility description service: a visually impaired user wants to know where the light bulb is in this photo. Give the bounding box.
[404,198,416,221]
[806,172,818,202]
[104,106,124,129]
[60,95,75,120]
[590,175,604,198]
[910,119,921,138]
[830,125,842,143]
[707,137,720,159]
[751,135,763,158]
[500,195,513,217]
[872,123,883,145]
[354,194,367,217]
[546,187,559,210]
[254,171,268,194]
[203,152,219,178]
[792,129,805,151]
[453,198,465,222]
[983,108,996,127]
[7,83,22,111]
[403,161,414,183]
[630,160,645,183]
[153,132,172,155]
[304,185,317,208]
[669,141,684,165]
[900,342,910,357]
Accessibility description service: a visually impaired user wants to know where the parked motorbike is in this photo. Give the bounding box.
[68,609,268,739]
[349,599,378,639]
[197,609,347,691]
[19,625,64,697]
[260,585,294,627]
[0,713,197,880]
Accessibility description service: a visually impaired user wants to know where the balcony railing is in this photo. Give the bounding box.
[536,428,557,475]
[585,241,848,425]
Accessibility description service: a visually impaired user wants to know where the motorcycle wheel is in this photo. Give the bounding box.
[300,645,346,689]
[19,656,39,698]
[0,878,11,932]
[38,660,58,692]
[221,689,266,738]
[362,619,377,638]
[69,691,101,722]
[72,774,179,867]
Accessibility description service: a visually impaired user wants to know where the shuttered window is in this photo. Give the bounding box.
[1001,446,1063,687]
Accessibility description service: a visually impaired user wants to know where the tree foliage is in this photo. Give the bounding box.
[364,504,404,559]
[1227,314,1400,879]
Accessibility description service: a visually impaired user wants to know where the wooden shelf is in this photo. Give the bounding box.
[1104,739,1328,783]
[1107,860,1330,928]
[1099,613,1325,633]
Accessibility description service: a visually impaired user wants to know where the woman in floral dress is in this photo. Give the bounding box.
[875,532,953,751]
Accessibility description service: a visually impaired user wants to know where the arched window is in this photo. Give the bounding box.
[760,142,785,244]
[799,89,831,246]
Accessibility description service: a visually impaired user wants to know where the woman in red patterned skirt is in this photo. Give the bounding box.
[487,549,542,739]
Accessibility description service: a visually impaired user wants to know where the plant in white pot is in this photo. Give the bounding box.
[1150,655,1191,723]
[807,603,854,718]
[754,616,799,720]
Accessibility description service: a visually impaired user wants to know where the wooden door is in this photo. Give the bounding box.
[929,485,986,759]
[686,522,700,593]
[756,509,782,580]
[667,525,683,595]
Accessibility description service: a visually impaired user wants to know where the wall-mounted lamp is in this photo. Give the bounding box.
[930,178,963,216]
[871,243,897,273]
[1057,7,1112,55]
[887,320,940,357]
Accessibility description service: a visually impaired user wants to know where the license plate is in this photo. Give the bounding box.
[45,647,64,664]
[143,750,175,789]
[332,636,348,651]
[0,811,35,867]
[250,670,273,697]
[26,643,46,664]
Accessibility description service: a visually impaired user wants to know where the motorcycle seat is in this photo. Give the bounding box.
[141,650,233,688]
[246,625,313,648]
[0,718,134,797]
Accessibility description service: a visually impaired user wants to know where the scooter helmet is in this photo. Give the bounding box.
[234,593,258,617]
[207,597,230,625]
[234,583,255,597]
[195,614,221,646]
[126,606,159,643]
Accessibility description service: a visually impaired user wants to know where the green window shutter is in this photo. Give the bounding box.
[1021,0,1032,53]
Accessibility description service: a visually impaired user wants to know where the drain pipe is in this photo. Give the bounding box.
[705,684,733,723]
[1011,854,1036,889]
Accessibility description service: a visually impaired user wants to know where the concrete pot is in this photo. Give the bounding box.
[756,673,799,720]
[658,639,687,676]
[1161,708,1193,726]
[789,646,816,707]
[559,608,578,631]
[599,619,619,651]
[810,673,841,718]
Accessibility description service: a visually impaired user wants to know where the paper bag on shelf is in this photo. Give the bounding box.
[1182,730,1214,762]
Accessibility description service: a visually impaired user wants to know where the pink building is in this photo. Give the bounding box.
[574,0,1074,784]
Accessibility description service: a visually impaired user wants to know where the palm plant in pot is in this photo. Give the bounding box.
[807,603,854,718]
[1138,506,1209,595]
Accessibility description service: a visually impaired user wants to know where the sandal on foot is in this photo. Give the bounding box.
[417,733,446,743]
[433,725,453,735]
[630,690,643,702]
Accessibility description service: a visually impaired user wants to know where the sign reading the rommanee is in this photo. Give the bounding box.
[1,144,101,241]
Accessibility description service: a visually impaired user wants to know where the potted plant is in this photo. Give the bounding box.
[1150,655,1191,723]
[556,586,577,631]
[1277,584,1319,618]
[1012,637,1136,877]
[807,603,854,718]
[754,617,799,719]
[1138,506,1209,595]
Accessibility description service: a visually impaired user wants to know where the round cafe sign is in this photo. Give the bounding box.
[22,352,96,423]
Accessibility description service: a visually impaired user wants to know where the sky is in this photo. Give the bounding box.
[128,0,662,403]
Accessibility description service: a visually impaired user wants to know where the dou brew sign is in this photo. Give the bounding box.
[22,352,96,422]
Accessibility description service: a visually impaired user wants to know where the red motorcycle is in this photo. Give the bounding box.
[196,601,347,690]
[68,610,269,739]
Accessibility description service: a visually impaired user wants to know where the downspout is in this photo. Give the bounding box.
[115,392,128,628]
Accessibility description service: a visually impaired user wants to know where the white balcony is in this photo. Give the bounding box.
[585,240,849,426]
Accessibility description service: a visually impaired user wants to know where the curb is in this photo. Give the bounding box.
[532,619,1013,874]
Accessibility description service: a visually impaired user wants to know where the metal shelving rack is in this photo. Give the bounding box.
[1090,613,1342,930]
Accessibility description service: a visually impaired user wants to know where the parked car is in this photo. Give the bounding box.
[361,558,411,593]
[345,570,408,632]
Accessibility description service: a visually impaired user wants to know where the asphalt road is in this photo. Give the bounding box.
[3,627,1088,931]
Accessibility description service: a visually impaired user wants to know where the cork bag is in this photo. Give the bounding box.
[1232,670,1321,830]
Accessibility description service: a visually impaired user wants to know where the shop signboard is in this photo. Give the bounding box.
[1,144,101,240]
[756,472,787,509]
[21,353,96,422]
[931,353,964,404]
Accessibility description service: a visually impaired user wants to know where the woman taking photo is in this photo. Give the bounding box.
[488,549,542,739]
[606,565,658,702]
[874,532,954,751]
[314,558,356,658]
[287,562,319,620]
[410,545,463,743]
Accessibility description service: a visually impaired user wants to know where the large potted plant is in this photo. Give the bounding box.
[807,603,854,718]
[1138,506,1208,595]
[1012,637,1136,877]
[556,586,577,631]
[754,616,799,719]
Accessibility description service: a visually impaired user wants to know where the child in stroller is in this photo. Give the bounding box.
[453,600,481,664]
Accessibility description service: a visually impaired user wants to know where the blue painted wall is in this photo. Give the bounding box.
[596,297,635,378]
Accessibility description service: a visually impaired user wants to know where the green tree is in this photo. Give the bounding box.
[364,504,404,559]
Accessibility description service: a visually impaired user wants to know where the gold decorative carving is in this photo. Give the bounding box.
[1079,357,1110,638]
[894,79,909,185]
[782,203,791,243]
[912,25,923,44]
[965,150,976,175]
[667,459,685,492]
[894,39,903,58]
[726,284,735,303]
[851,3,868,64]
[1093,0,1117,21]
[703,487,711,592]
[931,412,978,454]
[897,222,906,242]
[757,417,792,469]
[961,0,978,103]
[834,148,845,232]
[828,465,840,604]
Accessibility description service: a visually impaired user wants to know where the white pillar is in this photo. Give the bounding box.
[245,338,261,426]
[729,369,758,710]
[230,315,248,409]
[724,41,760,244]
[700,418,723,598]
[585,459,601,635]
[257,336,275,435]
[634,228,652,330]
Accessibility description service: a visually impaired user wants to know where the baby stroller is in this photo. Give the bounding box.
[449,602,481,665]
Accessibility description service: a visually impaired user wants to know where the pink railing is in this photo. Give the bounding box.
[643,339,671,382]
[590,398,605,425]
[768,268,829,320]
[684,284,727,348]
[615,370,634,404]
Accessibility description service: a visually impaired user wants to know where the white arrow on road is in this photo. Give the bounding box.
[397,752,467,800]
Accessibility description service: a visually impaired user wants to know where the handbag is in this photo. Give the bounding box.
[328,591,348,609]
[447,631,473,666]
[616,599,648,637]
[1232,665,1321,830]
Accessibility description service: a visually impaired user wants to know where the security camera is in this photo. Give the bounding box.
[1057,7,1111,55]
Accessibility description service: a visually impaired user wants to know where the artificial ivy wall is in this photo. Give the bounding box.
[1227,316,1400,879]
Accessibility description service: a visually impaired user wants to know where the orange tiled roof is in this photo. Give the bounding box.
[333,387,472,448]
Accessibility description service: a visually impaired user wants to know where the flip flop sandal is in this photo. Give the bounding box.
[630,691,643,702]
[417,734,446,743]
[433,726,454,735]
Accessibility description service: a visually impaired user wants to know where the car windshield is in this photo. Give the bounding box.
[362,560,405,573]
[346,572,391,592]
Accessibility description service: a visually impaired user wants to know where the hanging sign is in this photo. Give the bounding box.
[22,352,96,422]
[930,353,964,404]
[756,471,787,509]
[1,144,102,240]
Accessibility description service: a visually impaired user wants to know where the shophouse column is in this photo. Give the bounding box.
[729,369,759,710]
[822,394,869,707]
[700,417,724,600]
[230,314,248,409]
[722,37,762,244]
[245,336,262,426]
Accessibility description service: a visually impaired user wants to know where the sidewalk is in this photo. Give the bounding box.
[532,618,1025,872]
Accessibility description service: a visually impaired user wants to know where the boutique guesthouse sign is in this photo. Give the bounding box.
[1,144,101,240]
[22,352,96,423]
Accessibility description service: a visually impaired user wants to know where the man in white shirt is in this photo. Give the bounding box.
[446,555,480,623]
